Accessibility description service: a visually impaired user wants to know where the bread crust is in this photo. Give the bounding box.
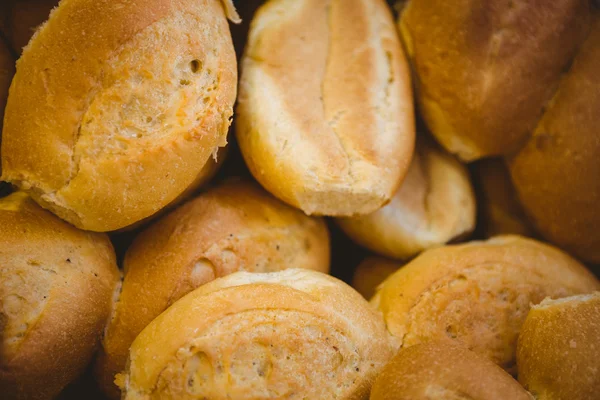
[96,180,330,399]
[1,0,238,231]
[236,0,414,216]
[0,192,120,400]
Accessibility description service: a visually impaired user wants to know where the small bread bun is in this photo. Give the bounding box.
[338,138,475,259]
[352,257,400,300]
[372,235,599,372]
[517,292,600,400]
[1,0,238,231]
[6,0,57,53]
[236,0,415,216]
[509,17,600,264]
[117,269,395,399]
[96,180,330,399]
[473,159,534,238]
[370,340,533,400]
[0,192,120,400]
[0,37,14,174]
[399,0,592,160]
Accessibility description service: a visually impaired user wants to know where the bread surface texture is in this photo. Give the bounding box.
[372,235,600,372]
[517,292,600,400]
[0,192,120,400]
[118,269,395,399]
[1,0,238,231]
[236,0,415,216]
[96,180,330,398]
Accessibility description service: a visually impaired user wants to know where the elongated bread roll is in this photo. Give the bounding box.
[96,180,330,399]
[352,257,400,300]
[338,138,475,259]
[117,269,395,399]
[517,293,600,400]
[1,0,238,231]
[371,340,533,400]
[237,0,415,216]
[0,192,120,400]
[372,235,599,372]
[509,17,600,264]
[399,0,592,160]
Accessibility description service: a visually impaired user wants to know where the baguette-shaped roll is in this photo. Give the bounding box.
[352,257,400,300]
[473,159,534,238]
[96,181,330,399]
[237,0,415,216]
[399,0,592,160]
[0,192,120,400]
[1,0,238,232]
[338,138,475,259]
[0,37,14,174]
[117,269,395,399]
[509,18,600,264]
[372,236,600,372]
[370,340,533,400]
[6,0,57,53]
[517,293,600,400]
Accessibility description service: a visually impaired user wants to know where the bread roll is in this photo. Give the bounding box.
[509,17,600,264]
[0,0,238,232]
[473,159,534,238]
[6,0,58,53]
[337,138,475,259]
[236,0,415,216]
[517,293,600,400]
[372,235,599,372]
[96,180,330,399]
[117,269,395,399]
[0,192,120,400]
[399,0,592,160]
[370,340,533,400]
[352,257,400,300]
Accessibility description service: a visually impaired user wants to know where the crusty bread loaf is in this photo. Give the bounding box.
[0,192,120,400]
[473,159,535,238]
[6,0,58,53]
[352,257,400,300]
[0,37,14,175]
[236,0,414,216]
[509,17,600,264]
[372,235,599,372]
[96,180,330,399]
[1,0,238,231]
[517,293,600,400]
[399,0,592,160]
[337,137,475,259]
[370,340,533,400]
[117,269,395,399]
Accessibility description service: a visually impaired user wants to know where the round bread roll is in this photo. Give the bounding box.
[337,138,475,259]
[371,235,600,372]
[473,159,534,238]
[6,0,58,53]
[117,269,395,400]
[517,292,600,400]
[509,17,600,264]
[0,192,120,400]
[370,340,533,400]
[0,0,239,232]
[352,257,400,300]
[399,0,593,161]
[236,0,415,216]
[96,180,330,399]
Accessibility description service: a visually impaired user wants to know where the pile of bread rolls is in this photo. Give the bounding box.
[0,1,598,399]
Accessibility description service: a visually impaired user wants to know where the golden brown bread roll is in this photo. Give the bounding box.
[117,269,395,399]
[338,138,475,259]
[1,0,239,232]
[370,340,533,400]
[509,17,600,264]
[399,0,592,160]
[0,192,120,400]
[517,293,600,400]
[96,180,330,399]
[352,257,400,300]
[372,235,600,372]
[473,158,535,238]
[236,0,415,216]
[6,0,58,53]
